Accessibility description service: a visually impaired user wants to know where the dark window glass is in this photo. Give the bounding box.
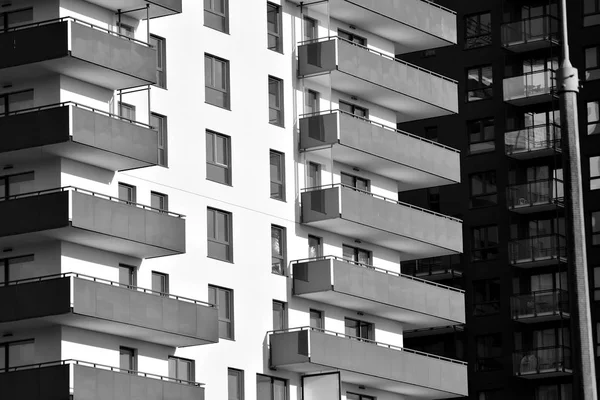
[118,264,136,288]
[206,130,232,185]
[473,279,501,316]
[339,100,368,118]
[342,244,371,266]
[467,65,493,102]
[468,118,495,154]
[205,54,230,109]
[305,89,319,115]
[465,12,492,49]
[267,3,282,52]
[585,46,600,81]
[119,347,136,372]
[307,162,321,188]
[0,255,34,285]
[228,368,244,400]
[204,0,228,33]
[309,309,323,329]
[151,113,168,166]
[338,29,366,45]
[150,191,168,211]
[257,374,287,400]
[591,156,600,190]
[470,171,497,207]
[584,0,600,27]
[344,317,374,340]
[209,285,234,339]
[341,172,369,191]
[149,35,166,88]
[207,207,233,262]
[119,102,136,121]
[272,301,287,331]
[587,101,600,135]
[427,187,440,213]
[270,151,285,200]
[168,356,194,382]
[271,225,286,275]
[0,172,35,199]
[592,212,600,245]
[472,225,499,261]
[269,76,284,126]
[475,334,503,371]
[303,16,317,42]
[118,182,136,204]
[308,235,322,258]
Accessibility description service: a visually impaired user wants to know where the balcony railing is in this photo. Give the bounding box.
[511,289,569,320]
[503,70,556,104]
[507,179,564,210]
[501,15,560,50]
[505,123,561,157]
[514,346,572,377]
[509,234,566,266]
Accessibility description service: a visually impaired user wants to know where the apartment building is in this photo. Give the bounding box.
[397,0,600,399]
[0,0,467,399]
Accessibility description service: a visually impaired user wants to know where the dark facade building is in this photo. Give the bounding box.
[398,1,600,399]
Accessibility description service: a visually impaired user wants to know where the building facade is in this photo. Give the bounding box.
[0,0,467,399]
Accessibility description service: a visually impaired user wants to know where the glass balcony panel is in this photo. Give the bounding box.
[514,346,572,378]
[501,15,560,52]
[509,234,566,266]
[505,123,561,157]
[503,70,555,105]
[511,289,569,321]
[507,179,564,211]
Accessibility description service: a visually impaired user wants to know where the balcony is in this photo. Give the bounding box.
[299,110,460,191]
[0,360,205,400]
[270,327,467,399]
[292,256,465,330]
[0,187,185,259]
[514,346,572,379]
[85,0,182,19]
[509,234,566,268]
[301,185,462,260]
[0,17,156,90]
[503,70,556,106]
[501,15,560,53]
[507,179,564,214]
[505,123,562,159]
[298,37,458,122]
[511,289,569,323]
[0,273,218,346]
[0,103,158,171]
[402,255,463,282]
[287,0,456,53]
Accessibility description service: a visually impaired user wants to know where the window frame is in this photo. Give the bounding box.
[0,339,35,370]
[341,172,370,192]
[206,130,232,185]
[590,156,600,190]
[151,112,168,167]
[119,346,137,372]
[272,300,287,331]
[309,308,324,329]
[205,53,230,109]
[271,225,287,275]
[471,225,499,262]
[464,12,492,49]
[267,3,283,53]
[256,374,287,400]
[587,100,600,135]
[204,0,229,33]
[475,333,503,372]
[346,393,376,400]
[466,65,493,102]
[0,89,34,116]
[150,34,167,89]
[342,244,372,266]
[209,284,235,340]
[207,207,233,262]
[168,355,195,382]
[585,46,600,81]
[269,150,286,201]
[228,368,245,400]
[469,171,498,208]
[268,76,284,126]
[467,117,495,154]
[584,0,600,26]
[151,271,169,295]
[0,171,35,199]
[118,182,137,204]
[308,235,323,258]
[339,100,368,118]
[150,191,168,212]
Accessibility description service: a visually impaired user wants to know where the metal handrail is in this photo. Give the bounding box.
[513,287,569,297]
[297,36,457,84]
[0,359,204,386]
[505,68,556,80]
[501,14,560,28]
[507,177,564,187]
[0,272,214,308]
[269,326,467,365]
[509,233,566,243]
[418,0,456,14]
[290,255,464,293]
[1,16,152,47]
[0,186,185,218]
[505,122,561,134]
[0,101,155,130]
[299,109,460,153]
[301,183,463,222]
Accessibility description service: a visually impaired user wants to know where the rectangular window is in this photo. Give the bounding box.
[308,235,322,258]
[0,255,34,285]
[585,46,600,81]
[168,356,194,382]
[205,54,230,109]
[119,102,136,121]
[472,226,499,261]
[468,118,495,154]
[0,89,34,116]
[470,171,497,208]
[257,374,287,400]
[204,0,228,33]
[424,126,438,142]
[0,172,35,199]
[0,339,35,370]
[151,112,168,166]
[150,191,168,211]
[268,76,284,126]
[0,8,33,31]
[590,156,600,190]
[305,89,319,115]
[473,279,501,316]
[341,172,369,191]
[118,182,136,204]
[338,29,366,46]
[267,3,282,52]
[149,35,166,88]
[307,162,321,188]
[593,212,600,245]
[118,264,136,287]
[207,208,233,262]
[119,346,137,372]
[536,384,572,400]
[475,334,502,371]
[209,285,234,339]
[303,16,317,42]
[151,271,169,294]
[344,317,374,340]
[309,309,323,329]
[595,267,600,301]
[343,244,371,266]
[228,368,244,400]
[467,65,493,102]
[271,225,286,275]
[587,101,600,135]
[584,0,600,26]
[427,187,440,213]
[339,100,368,118]
[272,301,287,331]
[465,12,492,49]
[206,130,232,185]
[269,150,285,200]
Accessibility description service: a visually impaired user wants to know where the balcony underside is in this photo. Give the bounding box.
[511,256,567,269]
[509,202,562,214]
[516,369,572,379]
[504,38,559,53]
[404,325,461,339]
[86,0,182,18]
[504,92,557,107]
[507,147,560,160]
[514,312,570,324]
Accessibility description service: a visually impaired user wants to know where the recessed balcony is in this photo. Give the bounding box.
[0,360,205,400]
[0,187,185,259]
[514,346,572,379]
[299,110,460,191]
[401,255,463,282]
[507,179,564,214]
[0,273,218,347]
[298,37,458,122]
[509,234,566,268]
[301,185,462,260]
[292,256,465,330]
[505,123,562,159]
[503,70,556,106]
[85,0,182,19]
[0,17,157,90]
[511,289,569,323]
[269,327,468,399]
[0,103,158,171]
[501,15,560,53]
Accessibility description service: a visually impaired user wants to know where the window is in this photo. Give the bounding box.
[271,225,286,275]
[0,8,33,31]
[119,347,137,372]
[0,172,35,199]
[207,208,233,262]
[584,0,600,26]
[149,35,166,88]
[118,264,136,287]
[473,279,500,316]
[204,0,228,33]
[206,130,232,185]
[475,334,502,371]
[119,102,136,120]
[427,187,440,213]
[339,100,368,118]
[150,191,168,211]
[0,340,34,370]
[344,317,374,340]
[308,235,322,258]
[465,12,492,49]
[257,374,287,400]
[205,54,230,109]
[472,225,499,261]
[118,22,134,38]
[267,3,282,52]
[303,16,317,42]
[307,162,321,188]
[118,182,136,204]
[536,384,572,400]
[269,150,285,200]
[470,171,497,208]
[341,172,369,191]
[597,322,600,355]
[343,244,371,266]
[338,29,366,46]
[467,65,493,102]
[587,101,600,135]
[468,118,495,154]
[209,285,234,339]
[151,113,168,166]
[585,46,600,81]
[151,271,169,294]
[228,368,244,400]
[0,255,34,285]
[272,301,287,331]
[268,76,284,126]
[309,309,323,329]
[0,89,34,116]
[347,394,375,400]
[590,156,600,190]
[168,356,194,382]
[305,89,319,115]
